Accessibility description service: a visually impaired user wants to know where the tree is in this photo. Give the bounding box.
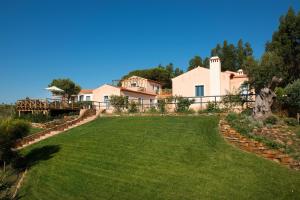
[247,52,284,93]
[120,64,184,89]
[209,39,254,71]
[49,79,81,101]
[265,7,300,86]
[174,67,184,77]
[283,79,300,116]
[187,56,203,71]
[253,77,282,120]
[109,95,128,112]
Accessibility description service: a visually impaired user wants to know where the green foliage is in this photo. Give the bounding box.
[0,104,15,119]
[157,99,166,113]
[241,108,253,116]
[120,64,183,89]
[284,79,300,116]
[246,7,300,91]
[266,7,300,86]
[264,115,278,125]
[221,93,244,112]
[109,95,128,113]
[0,119,30,163]
[204,101,221,113]
[175,97,194,113]
[188,56,205,71]
[246,52,284,92]
[211,39,254,72]
[226,113,285,150]
[147,106,157,113]
[128,101,139,113]
[49,78,81,101]
[226,113,257,135]
[17,113,57,123]
[284,118,299,126]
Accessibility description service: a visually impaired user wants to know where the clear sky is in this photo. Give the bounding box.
[0,0,299,103]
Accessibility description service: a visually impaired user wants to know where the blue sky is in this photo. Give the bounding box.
[0,0,299,103]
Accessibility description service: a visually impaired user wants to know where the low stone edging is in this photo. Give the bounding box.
[219,119,300,170]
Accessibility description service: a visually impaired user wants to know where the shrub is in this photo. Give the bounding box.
[157,99,166,113]
[204,101,221,113]
[128,101,139,113]
[175,97,194,113]
[226,112,239,123]
[284,79,300,116]
[221,93,243,111]
[147,106,157,113]
[264,115,278,125]
[241,108,253,116]
[284,117,298,126]
[0,119,30,163]
[109,95,128,112]
[17,113,56,123]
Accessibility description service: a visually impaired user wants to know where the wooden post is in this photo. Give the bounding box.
[297,113,300,125]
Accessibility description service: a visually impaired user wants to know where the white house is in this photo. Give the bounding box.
[172,56,248,97]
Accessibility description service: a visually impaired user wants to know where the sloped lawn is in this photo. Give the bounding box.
[20,116,300,199]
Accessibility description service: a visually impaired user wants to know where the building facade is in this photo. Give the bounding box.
[78,76,161,111]
[172,56,248,97]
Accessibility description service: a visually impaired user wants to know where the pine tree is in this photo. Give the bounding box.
[187,56,203,71]
[265,7,300,85]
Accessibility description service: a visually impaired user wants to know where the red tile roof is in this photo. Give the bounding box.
[120,87,157,96]
[79,89,93,94]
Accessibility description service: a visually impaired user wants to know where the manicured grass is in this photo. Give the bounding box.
[20,116,300,199]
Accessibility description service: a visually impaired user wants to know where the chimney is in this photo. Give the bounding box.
[209,56,221,96]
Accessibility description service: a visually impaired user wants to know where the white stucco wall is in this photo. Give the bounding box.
[209,57,221,96]
[78,94,93,101]
[172,67,210,97]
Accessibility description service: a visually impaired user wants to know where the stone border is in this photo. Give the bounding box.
[219,119,300,170]
[12,169,27,198]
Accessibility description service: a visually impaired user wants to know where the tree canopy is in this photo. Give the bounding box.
[120,64,183,89]
[246,7,300,91]
[49,78,81,100]
[210,39,254,71]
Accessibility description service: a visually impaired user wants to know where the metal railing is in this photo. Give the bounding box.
[78,94,256,112]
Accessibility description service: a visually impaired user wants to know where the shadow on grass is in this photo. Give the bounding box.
[24,145,61,168]
[15,145,61,170]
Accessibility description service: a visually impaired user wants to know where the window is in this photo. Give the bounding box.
[104,96,109,102]
[131,82,137,87]
[195,85,204,97]
[79,95,84,101]
[85,96,91,101]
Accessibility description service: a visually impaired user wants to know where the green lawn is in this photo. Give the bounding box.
[20,116,300,200]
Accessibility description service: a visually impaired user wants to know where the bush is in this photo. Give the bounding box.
[128,101,139,113]
[221,94,243,111]
[109,95,128,112]
[157,99,166,113]
[0,119,30,163]
[175,97,194,113]
[241,108,253,116]
[284,79,300,116]
[147,106,157,113]
[264,115,278,125]
[17,113,56,123]
[284,117,298,126]
[205,101,221,113]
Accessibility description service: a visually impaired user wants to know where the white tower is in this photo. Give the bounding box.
[209,56,221,96]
